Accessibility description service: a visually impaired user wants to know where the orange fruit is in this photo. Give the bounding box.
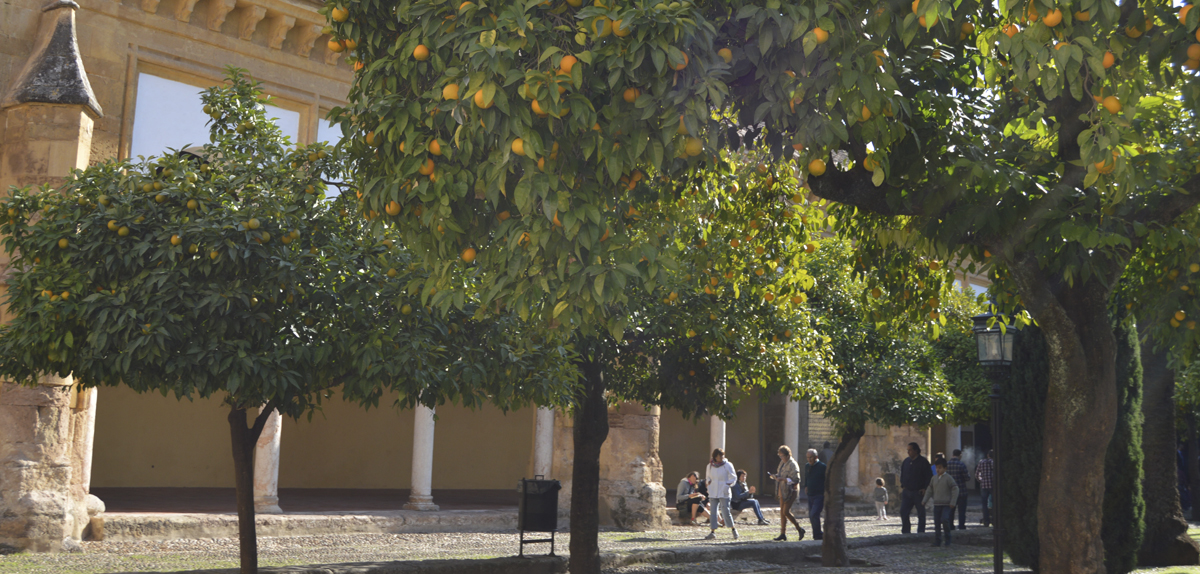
[612,19,631,37]
[911,0,920,13]
[1074,10,1091,20]
[511,138,525,156]
[343,39,357,50]
[808,158,826,176]
[328,39,346,53]
[863,155,878,171]
[813,27,830,44]
[419,158,436,175]
[474,89,493,108]
[497,210,511,221]
[1189,44,1200,60]
[860,104,872,121]
[107,220,118,231]
[461,247,477,263]
[591,16,613,37]
[1102,95,1122,114]
[386,201,402,216]
[331,7,349,21]
[57,238,68,249]
[170,235,182,246]
[1004,24,1019,37]
[1102,51,1115,68]
[1187,59,1200,70]
[442,84,460,100]
[684,137,703,156]
[1042,9,1063,26]
[961,22,975,35]
[559,55,578,74]
[1182,4,1194,23]
[718,48,733,63]
[118,226,130,237]
[413,44,430,60]
[919,15,927,27]
[429,140,442,155]
[672,52,689,70]
[623,87,641,103]
[1126,25,1142,38]
[532,100,548,116]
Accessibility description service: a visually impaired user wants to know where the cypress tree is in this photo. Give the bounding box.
[999,315,1145,572]
[1102,312,1145,574]
[999,325,1048,570]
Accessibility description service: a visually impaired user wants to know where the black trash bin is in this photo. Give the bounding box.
[517,476,561,557]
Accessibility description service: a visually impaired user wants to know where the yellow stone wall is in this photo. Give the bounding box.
[91,386,538,489]
[659,392,763,490]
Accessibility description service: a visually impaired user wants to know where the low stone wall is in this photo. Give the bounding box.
[91,510,519,542]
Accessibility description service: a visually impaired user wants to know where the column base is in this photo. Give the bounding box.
[254,496,282,514]
[403,495,439,511]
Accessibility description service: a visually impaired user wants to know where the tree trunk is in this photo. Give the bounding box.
[228,404,273,574]
[822,430,863,567]
[1010,260,1118,574]
[568,360,609,574]
[1138,336,1199,566]
[1188,413,1200,522]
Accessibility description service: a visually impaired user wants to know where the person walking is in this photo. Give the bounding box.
[769,445,805,541]
[923,459,961,547]
[975,450,995,527]
[873,478,889,520]
[676,471,710,526]
[947,449,970,530]
[899,442,933,534]
[704,448,738,540]
[804,448,826,540]
[731,470,770,525]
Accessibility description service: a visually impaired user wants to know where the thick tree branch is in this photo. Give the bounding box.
[806,167,922,217]
[1131,175,1200,227]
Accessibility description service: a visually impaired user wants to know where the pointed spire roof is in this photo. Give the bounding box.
[1,0,102,117]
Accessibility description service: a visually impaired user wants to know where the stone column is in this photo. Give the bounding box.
[0,0,103,552]
[532,407,554,478]
[709,415,725,455]
[945,425,962,456]
[599,403,670,530]
[253,407,282,514]
[845,443,862,499]
[404,405,438,511]
[784,398,800,458]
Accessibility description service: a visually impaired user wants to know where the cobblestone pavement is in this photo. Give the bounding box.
[0,512,1158,574]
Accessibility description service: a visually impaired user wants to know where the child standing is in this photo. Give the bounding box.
[873,478,889,520]
[922,459,961,547]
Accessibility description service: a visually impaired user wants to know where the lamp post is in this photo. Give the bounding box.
[972,303,1015,574]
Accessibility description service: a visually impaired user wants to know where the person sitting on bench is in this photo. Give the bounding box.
[676,471,710,526]
[731,469,770,525]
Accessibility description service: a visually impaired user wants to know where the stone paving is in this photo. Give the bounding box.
[0,514,1004,574]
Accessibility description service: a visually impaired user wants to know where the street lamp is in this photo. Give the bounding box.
[972,303,1015,574]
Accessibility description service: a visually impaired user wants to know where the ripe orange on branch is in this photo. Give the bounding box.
[413,44,430,60]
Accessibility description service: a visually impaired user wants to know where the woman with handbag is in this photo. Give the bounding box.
[768,445,805,541]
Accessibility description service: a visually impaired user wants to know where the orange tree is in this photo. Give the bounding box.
[0,70,575,574]
[796,238,964,565]
[730,1,1200,572]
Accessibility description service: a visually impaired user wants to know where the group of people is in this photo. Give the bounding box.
[675,445,827,542]
[676,442,997,547]
[898,443,996,547]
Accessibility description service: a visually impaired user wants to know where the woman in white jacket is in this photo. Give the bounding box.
[705,448,738,540]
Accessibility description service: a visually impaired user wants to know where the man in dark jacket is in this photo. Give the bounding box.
[804,449,826,540]
[899,442,933,534]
